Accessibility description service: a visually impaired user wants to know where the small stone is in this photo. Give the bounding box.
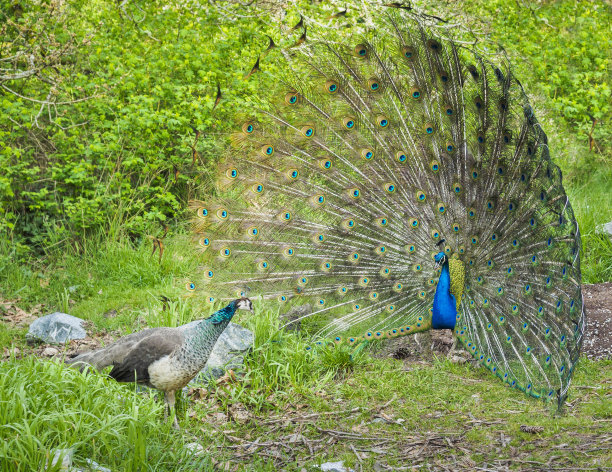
[184,442,204,456]
[318,461,355,472]
[103,309,117,319]
[229,403,250,424]
[595,221,612,239]
[27,312,87,344]
[42,347,59,357]
[212,412,228,424]
[2,347,20,359]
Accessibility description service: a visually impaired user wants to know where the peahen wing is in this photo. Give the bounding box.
[190,10,584,404]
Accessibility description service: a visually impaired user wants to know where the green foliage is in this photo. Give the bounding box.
[454,0,611,157]
[0,0,272,250]
[1,0,611,281]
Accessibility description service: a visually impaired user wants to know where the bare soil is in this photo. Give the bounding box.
[582,282,612,360]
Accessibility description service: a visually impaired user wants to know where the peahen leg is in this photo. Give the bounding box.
[164,390,179,429]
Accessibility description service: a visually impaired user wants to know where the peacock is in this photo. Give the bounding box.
[189,9,585,408]
[67,298,254,428]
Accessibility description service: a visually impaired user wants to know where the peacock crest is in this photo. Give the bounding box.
[189,10,584,407]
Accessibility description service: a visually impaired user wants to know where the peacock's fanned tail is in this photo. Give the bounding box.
[190,11,584,406]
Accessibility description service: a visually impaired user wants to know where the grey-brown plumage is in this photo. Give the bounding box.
[67,298,253,428]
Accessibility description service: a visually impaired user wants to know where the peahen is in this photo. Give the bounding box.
[189,10,585,407]
[67,298,253,428]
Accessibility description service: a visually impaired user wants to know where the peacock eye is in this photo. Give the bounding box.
[402,46,414,59]
[285,92,299,105]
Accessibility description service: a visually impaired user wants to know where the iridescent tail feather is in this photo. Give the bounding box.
[189,9,584,406]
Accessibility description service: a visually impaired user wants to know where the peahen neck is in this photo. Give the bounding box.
[432,261,457,330]
[204,300,238,326]
[178,301,239,371]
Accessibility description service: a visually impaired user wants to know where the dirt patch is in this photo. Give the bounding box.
[0,299,43,327]
[582,282,612,360]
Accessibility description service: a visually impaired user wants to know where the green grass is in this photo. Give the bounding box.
[565,167,612,283]
[1,248,610,471]
[0,356,213,472]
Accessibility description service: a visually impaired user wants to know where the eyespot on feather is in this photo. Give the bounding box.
[325,80,339,94]
[261,145,274,157]
[376,115,389,128]
[284,92,299,105]
[401,45,415,60]
[342,116,356,129]
[361,148,374,160]
[354,44,368,57]
[367,78,381,91]
[300,125,315,138]
[396,151,407,163]
[318,158,333,170]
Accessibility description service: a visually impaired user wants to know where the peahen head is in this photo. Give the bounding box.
[235,297,254,312]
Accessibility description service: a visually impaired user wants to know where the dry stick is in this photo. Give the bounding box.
[260,395,398,425]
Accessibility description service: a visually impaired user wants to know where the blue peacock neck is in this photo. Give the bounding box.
[432,259,457,330]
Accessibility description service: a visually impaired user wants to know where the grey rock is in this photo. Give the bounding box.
[595,221,612,239]
[27,313,87,344]
[280,304,312,332]
[318,461,355,472]
[180,321,253,382]
[72,458,112,472]
[71,458,111,472]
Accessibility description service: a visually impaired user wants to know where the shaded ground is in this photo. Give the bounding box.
[582,283,612,360]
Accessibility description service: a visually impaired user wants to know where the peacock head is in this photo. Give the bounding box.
[434,239,447,266]
[235,297,254,312]
[434,252,447,267]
